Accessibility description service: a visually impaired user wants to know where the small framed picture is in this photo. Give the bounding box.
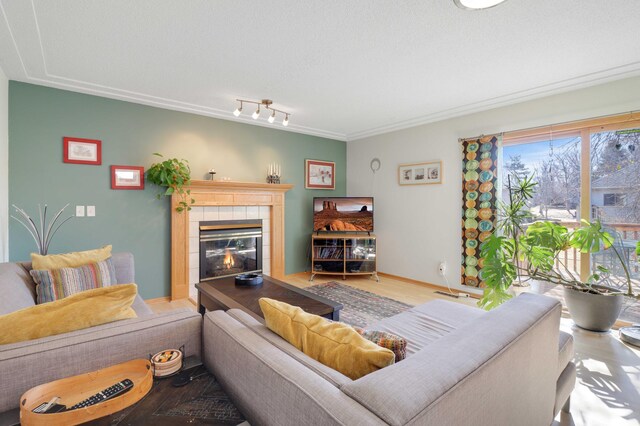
[398,161,442,185]
[111,165,145,190]
[63,137,102,165]
[305,159,335,190]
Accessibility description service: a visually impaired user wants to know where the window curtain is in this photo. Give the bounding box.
[461,134,501,288]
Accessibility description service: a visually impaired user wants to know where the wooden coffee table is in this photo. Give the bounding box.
[196,275,342,321]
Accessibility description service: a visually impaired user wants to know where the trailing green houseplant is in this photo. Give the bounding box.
[146,153,195,212]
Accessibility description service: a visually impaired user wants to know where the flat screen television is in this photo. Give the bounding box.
[313,197,374,232]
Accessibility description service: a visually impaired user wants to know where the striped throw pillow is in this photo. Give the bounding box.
[353,327,408,362]
[30,258,118,304]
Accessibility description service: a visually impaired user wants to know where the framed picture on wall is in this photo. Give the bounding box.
[111,165,145,190]
[305,159,335,190]
[398,161,442,185]
[63,137,102,165]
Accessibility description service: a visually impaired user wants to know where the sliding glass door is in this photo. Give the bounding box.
[590,128,640,320]
[502,134,583,280]
[501,120,640,323]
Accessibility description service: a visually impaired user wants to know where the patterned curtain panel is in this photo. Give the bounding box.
[461,134,501,288]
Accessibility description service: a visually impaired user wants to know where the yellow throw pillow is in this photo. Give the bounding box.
[259,298,395,380]
[31,245,112,270]
[0,283,137,345]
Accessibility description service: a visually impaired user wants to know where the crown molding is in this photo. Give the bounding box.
[345,61,640,142]
[4,1,640,144]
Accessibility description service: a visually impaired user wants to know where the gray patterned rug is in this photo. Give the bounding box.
[305,282,413,327]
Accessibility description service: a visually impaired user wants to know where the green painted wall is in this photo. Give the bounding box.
[8,82,345,299]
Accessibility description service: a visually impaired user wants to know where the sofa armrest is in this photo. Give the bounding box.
[203,310,385,426]
[0,309,202,412]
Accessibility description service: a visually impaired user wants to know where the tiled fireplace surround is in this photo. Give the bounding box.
[188,206,272,299]
[170,181,293,300]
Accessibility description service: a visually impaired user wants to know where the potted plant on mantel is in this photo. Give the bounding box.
[479,174,640,332]
[146,153,195,212]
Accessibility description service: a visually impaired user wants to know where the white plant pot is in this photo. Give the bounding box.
[563,285,623,332]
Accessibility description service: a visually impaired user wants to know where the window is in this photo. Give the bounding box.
[502,118,640,324]
[603,193,625,207]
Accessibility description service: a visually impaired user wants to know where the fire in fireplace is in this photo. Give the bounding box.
[199,220,263,281]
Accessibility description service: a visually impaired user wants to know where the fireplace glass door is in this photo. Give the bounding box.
[199,221,262,281]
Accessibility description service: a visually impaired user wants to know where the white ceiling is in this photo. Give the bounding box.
[1,0,639,141]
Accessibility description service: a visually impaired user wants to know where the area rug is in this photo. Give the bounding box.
[305,282,413,328]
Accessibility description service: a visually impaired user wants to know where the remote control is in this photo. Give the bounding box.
[68,379,134,410]
[32,402,67,414]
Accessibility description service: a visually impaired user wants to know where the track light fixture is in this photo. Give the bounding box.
[233,101,243,117]
[232,99,291,126]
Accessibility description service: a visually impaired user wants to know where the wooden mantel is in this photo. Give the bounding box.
[171,180,294,300]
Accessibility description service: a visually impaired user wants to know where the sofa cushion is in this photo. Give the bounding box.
[0,263,36,315]
[226,309,352,387]
[0,284,137,345]
[368,299,483,356]
[30,258,118,303]
[259,297,395,380]
[354,327,408,362]
[131,294,154,317]
[111,252,135,285]
[30,245,112,270]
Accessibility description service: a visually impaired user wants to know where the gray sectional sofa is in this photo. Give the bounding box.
[0,252,202,413]
[1,251,575,425]
[203,293,575,426]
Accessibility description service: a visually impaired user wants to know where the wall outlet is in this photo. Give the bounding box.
[87,206,96,217]
[75,205,85,217]
[438,261,446,276]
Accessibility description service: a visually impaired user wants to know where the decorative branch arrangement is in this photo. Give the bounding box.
[11,204,75,255]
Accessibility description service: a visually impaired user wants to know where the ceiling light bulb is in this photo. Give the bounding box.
[282,115,289,127]
[453,0,507,10]
[268,111,276,123]
[233,107,242,117]
[252,106,260,120]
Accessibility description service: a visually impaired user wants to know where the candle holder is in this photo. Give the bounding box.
[267,174,281,184]
[266,163,281,184]
[208,168,217,181]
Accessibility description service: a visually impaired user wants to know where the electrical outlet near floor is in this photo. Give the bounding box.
[438,261,446,276]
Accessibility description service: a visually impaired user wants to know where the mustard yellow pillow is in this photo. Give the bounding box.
[31,245,112,270]
[0,283,137,345]
[259,298,395,379]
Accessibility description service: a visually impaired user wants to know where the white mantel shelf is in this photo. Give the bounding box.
[171,181,293,300]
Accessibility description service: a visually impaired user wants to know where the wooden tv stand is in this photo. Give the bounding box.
[310,233,378,282]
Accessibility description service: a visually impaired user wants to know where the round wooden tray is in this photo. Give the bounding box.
[20,359,153,426]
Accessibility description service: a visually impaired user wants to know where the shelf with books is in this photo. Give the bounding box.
[310,234,378,281]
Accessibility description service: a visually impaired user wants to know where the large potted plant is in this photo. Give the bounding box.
[480,174,639,332]
[146,153,195,212]
[478,174,537,310]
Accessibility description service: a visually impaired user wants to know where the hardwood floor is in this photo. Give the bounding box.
[148,272,640,426]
